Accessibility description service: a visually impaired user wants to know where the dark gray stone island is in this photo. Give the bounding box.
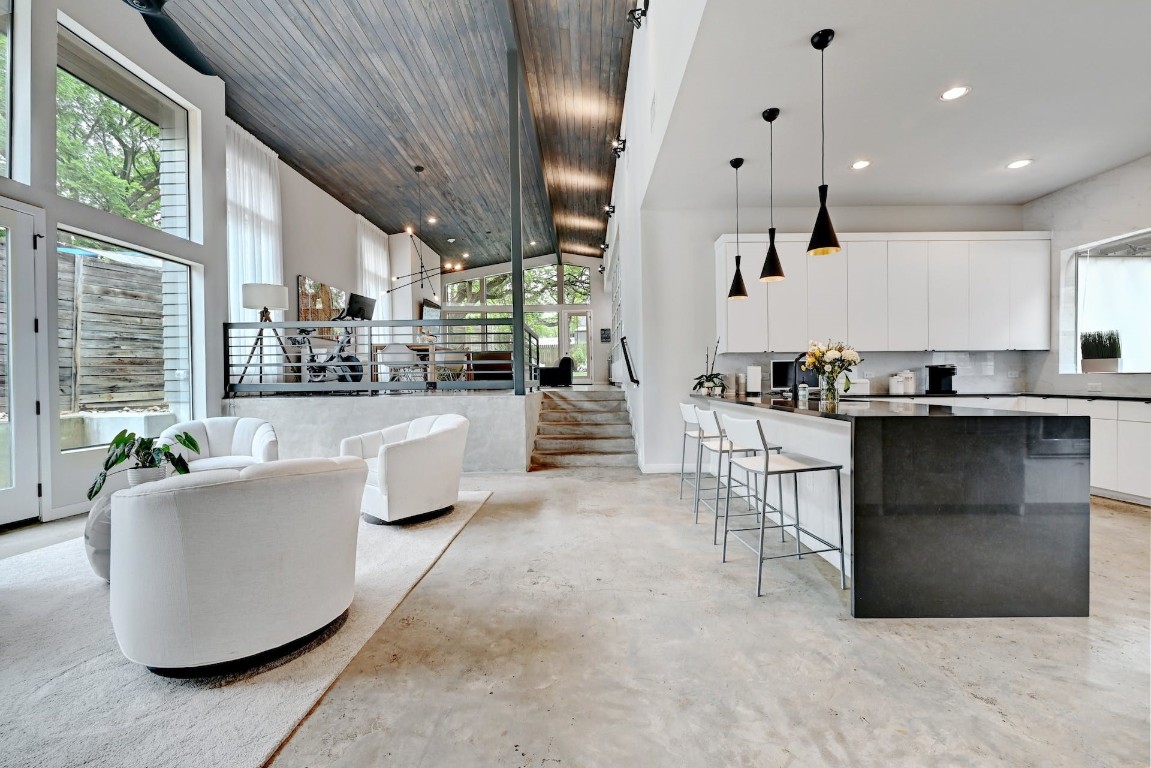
[692,394,1091,619]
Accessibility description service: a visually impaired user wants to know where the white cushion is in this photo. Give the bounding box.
[187,456,257,472]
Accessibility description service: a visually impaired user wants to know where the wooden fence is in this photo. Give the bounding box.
[0,253,170,414]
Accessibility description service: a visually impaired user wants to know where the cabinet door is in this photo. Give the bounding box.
[1023,397,1068,415]
[721,242,768,353]
[808,247,848,344]
[847,241,888,351]
[887,241,929,351]
[1008,240,1051,350]
[928,241,970,351]
[968,242,1011,350]
[1089,417,1118,491]
[767,241,809,352]
[1116,420,1151,498]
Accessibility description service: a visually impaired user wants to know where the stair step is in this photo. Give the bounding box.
[540,389,625,402]
[538,410,631,424]
[530,451,638,469]
[540,399,628,413]
[534,436,635,452]
[535,423,632,437]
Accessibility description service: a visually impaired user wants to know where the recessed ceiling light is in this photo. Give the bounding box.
[404,226,413,234]
[940,85,971,101]
[447,237,456,243]
[427,217,437,224]
[530,240,537,246]
[851,160,870,170]
[1006,159,1032,169]
[462,252,470,259]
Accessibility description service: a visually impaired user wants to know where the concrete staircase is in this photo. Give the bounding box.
[531,389,637,470]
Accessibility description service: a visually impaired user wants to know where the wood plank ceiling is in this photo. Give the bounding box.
[165,0,634,270]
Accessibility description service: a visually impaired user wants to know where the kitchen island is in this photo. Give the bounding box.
[691,394,1091,618]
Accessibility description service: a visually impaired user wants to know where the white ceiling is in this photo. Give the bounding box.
[645,0,1151,210]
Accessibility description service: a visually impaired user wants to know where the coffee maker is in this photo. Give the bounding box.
[925,364,957,395]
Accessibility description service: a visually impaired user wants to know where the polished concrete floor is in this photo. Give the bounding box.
[268,470,1150,767]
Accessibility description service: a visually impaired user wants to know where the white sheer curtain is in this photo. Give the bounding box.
[226,119,283,322]
[357,215,391,320]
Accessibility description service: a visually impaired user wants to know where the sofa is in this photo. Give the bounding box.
[109,457,367,674]
[340,414,469,524]
[160,417,278,472]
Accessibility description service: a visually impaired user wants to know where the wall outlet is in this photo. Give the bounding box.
[1087,383,1103,393]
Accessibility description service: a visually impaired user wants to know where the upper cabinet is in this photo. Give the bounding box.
[715,232,1051,353]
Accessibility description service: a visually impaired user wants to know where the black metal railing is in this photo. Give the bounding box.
[620,335,639,385]
[224,318,540,396]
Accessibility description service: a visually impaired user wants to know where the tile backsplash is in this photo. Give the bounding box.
[716,350,1034,394]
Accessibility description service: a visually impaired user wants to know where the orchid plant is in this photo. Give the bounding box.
[692,338,727,395]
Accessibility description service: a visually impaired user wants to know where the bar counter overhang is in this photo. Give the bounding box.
[692,394,1091,619]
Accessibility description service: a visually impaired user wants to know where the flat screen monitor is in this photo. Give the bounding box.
[342,293,376,321]
[771,359,818,390]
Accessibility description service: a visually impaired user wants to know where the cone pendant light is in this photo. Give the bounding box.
[759,108,785,282]
[807,28,841,257]
[727,157,748,300]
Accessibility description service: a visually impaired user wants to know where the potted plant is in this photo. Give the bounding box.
[87,429,200,500]
[692,339,727,396]
[802,340,863,411]
[1081,330,1121,373]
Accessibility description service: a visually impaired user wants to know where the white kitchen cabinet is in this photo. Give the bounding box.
[847,241,888,351]
[887,241,930,351]
[968,242,1012,350]
[808,247,848,345]
[1067,399,1119,420]
[1022,397,1068,415]
[978,397,1021,411]
[767,241,810,352]
[1116,419,1151,499]
[1089,417,1119,491]
[1007,240,1051,350]
[1117,401,1151,423]
[928,241,971,351]
[716,242,768,353]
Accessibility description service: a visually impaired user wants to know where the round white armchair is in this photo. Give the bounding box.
[340,414,470,524]
[109,457,367,675]
[160,416,278,472]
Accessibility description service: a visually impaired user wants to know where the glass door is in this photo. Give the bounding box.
[0,205,40,524]
[561,310,592,383]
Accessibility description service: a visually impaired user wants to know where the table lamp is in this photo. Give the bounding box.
[238,283,290,383]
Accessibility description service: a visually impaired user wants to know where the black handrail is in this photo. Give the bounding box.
[620,336,639,385]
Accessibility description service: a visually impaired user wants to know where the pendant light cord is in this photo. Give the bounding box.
[820,47,826,186]
[735,164,740,258]
[769,121,774,229]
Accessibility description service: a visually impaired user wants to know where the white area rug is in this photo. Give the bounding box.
[0,492,490,768]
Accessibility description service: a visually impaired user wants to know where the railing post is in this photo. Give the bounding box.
[509,49,525,396]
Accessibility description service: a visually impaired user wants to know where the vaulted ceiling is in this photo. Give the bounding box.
[164,0,634,269]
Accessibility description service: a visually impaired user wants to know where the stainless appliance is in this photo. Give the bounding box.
[925,364,957,395]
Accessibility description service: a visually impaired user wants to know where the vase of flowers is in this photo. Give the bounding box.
[692,339,727,396]
[803,340,863,411]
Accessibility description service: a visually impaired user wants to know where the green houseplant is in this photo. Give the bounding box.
[692,339,727,396]
[87,429,200,500]
[1080,330,1122,373]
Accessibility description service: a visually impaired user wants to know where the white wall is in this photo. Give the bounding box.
[0,0,227,516]
[388,233,442,320]
[279,162,359,311]
[1022,154,1151,396]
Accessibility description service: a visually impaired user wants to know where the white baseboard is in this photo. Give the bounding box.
[641,463,683,474]
[1091,488,1151,508]
[42,501,90,522]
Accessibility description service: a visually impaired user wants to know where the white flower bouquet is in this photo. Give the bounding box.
[802,340,863,406]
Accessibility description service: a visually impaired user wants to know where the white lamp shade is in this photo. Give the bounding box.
[242,283,289,311]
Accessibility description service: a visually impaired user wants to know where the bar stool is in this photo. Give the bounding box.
[678,403,702,500]
[719,413,847,596]
[693,408,778,537]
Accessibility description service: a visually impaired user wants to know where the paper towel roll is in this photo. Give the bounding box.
[747,366,762,395]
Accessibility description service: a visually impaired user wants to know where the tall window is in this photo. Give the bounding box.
[56,231,192,451]
[56,25,190,238]
[0,1,12,178]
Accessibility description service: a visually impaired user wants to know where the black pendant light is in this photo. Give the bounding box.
[807,28,841,257]
[727,157,748,300]
[759,108,785,282]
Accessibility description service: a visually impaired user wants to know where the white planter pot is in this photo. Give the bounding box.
[1081,357,1120,373]
[126,466,167,487]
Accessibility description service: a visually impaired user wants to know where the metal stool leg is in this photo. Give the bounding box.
[835,469,847,590]
[693,440,704,524]
[778,474,786,542]
[679,432,688,499]
[713,448,725,532]
[793,473,802,559]
[756,472,768,596]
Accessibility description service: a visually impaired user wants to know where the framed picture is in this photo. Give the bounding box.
[600,328,612,343]
[420,298,441,320]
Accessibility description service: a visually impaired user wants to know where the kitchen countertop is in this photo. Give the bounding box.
[690,393,1069,421]
[829,391,1151,402]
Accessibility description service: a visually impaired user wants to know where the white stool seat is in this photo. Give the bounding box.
[732,452,840,476]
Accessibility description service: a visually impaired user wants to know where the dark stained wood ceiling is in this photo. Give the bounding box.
[513,0,634,259]
[165,0,634,270]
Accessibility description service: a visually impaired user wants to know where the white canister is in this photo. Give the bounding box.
[889,375,905,395]
[902,370,917,393]
[746,366,763,395]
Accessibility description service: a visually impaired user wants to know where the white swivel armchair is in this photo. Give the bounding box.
[340,414,470,524]
[109,457,368,674]
[160,416,278,472]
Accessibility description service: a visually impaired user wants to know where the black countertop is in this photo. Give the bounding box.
[835,392,1151,403]
[690,393,1066,421]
